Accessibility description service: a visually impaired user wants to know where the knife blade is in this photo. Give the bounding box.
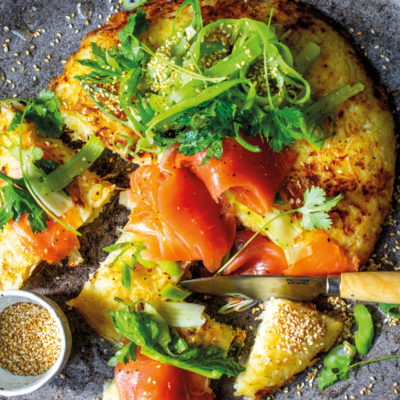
[181,272,400,304]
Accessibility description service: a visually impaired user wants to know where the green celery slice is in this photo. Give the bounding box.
[37,135,105,195]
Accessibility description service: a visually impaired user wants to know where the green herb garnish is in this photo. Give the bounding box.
[0,173,49,233]
[108,341,137,367]
[318,343,356,390]
[76,1,364,161]
[108,301,244,378]
[299,186,343,231]
[8,90,64,138]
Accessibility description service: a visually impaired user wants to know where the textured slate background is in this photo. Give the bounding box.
[0,0,400,399]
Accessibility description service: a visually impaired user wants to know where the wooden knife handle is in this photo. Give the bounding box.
[341,271,400,304]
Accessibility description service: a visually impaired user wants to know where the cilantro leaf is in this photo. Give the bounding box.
[0,173,48,233]
[109,302,245,378]
[298,186,343,230]
[8,90,64,138]
[260,107,304,152]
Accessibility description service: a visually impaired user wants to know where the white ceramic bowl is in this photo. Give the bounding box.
[0,290,72,397]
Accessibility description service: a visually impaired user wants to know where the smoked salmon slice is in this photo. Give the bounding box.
[175,137,297,214]
[127,165,235,272]
[10,214,80,263]
[284,230,359,276]
[224,230,358,277]
[223,230,288,275]
[115,349,214,400]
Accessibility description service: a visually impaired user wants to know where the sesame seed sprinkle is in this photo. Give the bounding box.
[0,302,61,376]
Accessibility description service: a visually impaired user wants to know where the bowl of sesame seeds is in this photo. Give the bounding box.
[0,290,72,397]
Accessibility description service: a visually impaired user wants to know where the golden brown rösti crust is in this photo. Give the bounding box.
[50,0,396,265]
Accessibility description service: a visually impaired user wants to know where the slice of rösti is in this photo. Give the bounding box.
[234,299,343,399]
[0,103,115,290]
[68,230,242,351]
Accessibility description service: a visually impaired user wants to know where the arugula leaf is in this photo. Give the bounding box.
[109,302,245,378]
[8,90,64,138]
[108,342,137,367]
[298,186,343,230]
[0,172,48,233]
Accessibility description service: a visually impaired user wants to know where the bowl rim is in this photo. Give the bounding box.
[0,289,72,397]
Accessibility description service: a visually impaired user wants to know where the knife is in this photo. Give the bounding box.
[181,272,400,303]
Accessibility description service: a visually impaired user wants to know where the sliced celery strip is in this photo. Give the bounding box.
[294,41,321,75]
[154,300,206,328]
[37,135,104,195]
[160,284,191,301]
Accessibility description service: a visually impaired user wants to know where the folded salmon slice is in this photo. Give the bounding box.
[224,230,358,276]
[126,165,235,272]
[284,230,359,276]
[223,230,288,275]
[175,137,297,214]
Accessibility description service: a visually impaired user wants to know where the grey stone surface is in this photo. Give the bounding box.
[0,0,399,399]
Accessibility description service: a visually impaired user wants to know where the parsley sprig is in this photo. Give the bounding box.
[216,186,343,275]
[7,90,64,139]
[0,173,48,233]
[108,301,244,378]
